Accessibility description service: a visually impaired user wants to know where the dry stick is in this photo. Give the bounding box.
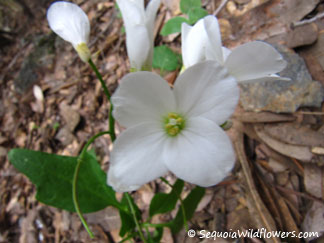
[234,132,280,243]
[275,185,324,205]
[213,0,229,16]
[292,12,324,27]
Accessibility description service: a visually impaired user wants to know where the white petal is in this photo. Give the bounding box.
[47,1,90,47]
[224,41,287,83]
[241,74,290,83]
[144,0,160,68]
[145,0,160,35]
[112,71,176,128]
[181,18,208,67]
[117,0,152,70]
[181,22,193,68]
[125,25,150,70]
[117,0,144,26]
[222,47,232,61]
[174,61,239,125]
[108,122,168,192]
[203,15,224,64]
[164,117,236,187]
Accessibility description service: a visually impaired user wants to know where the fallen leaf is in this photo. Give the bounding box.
[254,125,313,162]
[302,202,324,241]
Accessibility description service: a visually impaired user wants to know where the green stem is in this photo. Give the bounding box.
[160,177,188,231]
[72,131,111,238]
[88,58,116,141]
[125,192,147,243]
[142,222,170,228]
[88,58,111,100]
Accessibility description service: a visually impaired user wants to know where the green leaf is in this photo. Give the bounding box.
[180,0,201,15]
[160,16,189,36]
[119,194,141,237]
[8,149,120,213]
[167,186,205,234]
[149,179,184,217]
[188,7,208,24]
[153,45,181,71]
[150,227,164,243]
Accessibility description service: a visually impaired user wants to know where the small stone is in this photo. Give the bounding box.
[59,103,80,132]
[239,44,324,113]
[55,127,75,146]
[14,33,56,93]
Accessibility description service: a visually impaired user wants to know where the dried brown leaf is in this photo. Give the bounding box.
[254,125,313,162]
[233,107,295,123]
[304,164,324,199]
[263,123,324,147]
[302,202,324,240]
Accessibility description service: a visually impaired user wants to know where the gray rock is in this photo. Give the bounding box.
[14,33,56,93]
[59,104,80,132]
[55,127,75,146]
[239,44,324,113]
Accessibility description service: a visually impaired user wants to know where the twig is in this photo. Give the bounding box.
[213,0,229,16]
[292,12,324,28]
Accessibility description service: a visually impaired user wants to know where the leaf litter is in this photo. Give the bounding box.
[1,0,324,242]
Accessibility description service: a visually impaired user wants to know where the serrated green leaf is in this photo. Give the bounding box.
[149,179,184,217]
[160,16,189,36]
[167,186,205,234]
[188,7,208,24]
[180,0,201,15]
[8,149,120,213]
[153,45,181,71]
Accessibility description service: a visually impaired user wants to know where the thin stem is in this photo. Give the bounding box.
[160,177,188,231]
[179,196,188,231]
[88,58,116,141]
[72,131,111,238]
[142,222,170,228]
[125,192,147,243]
[88,58,111,100]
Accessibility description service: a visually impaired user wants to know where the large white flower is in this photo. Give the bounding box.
[117,0,160,71]
[47,1,91,62]
[182,15,288,83]
[107,61,239,192]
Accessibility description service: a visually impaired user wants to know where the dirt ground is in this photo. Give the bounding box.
[0,0,324,242]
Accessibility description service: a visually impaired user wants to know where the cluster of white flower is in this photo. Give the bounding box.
[47,1,287,192]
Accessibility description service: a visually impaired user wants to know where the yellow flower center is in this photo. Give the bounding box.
[164,112,185,137]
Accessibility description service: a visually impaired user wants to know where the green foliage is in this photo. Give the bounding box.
[153,45,181,71]
[160,0,207,36]
[167,186,205,234]
[160,17,189,36]
[8,149,120,213]
[180,0,201,14]
[149,179,184,217]
[188,7,208,24]
[119,193,141,237]
[150,227,164,243]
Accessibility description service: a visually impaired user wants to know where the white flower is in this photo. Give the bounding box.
[107,61,239,192]
[117,0,160,71]
[47,1,91,62]
[182,15,288,83]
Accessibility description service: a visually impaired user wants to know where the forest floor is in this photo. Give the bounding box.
[0,0,324,242]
